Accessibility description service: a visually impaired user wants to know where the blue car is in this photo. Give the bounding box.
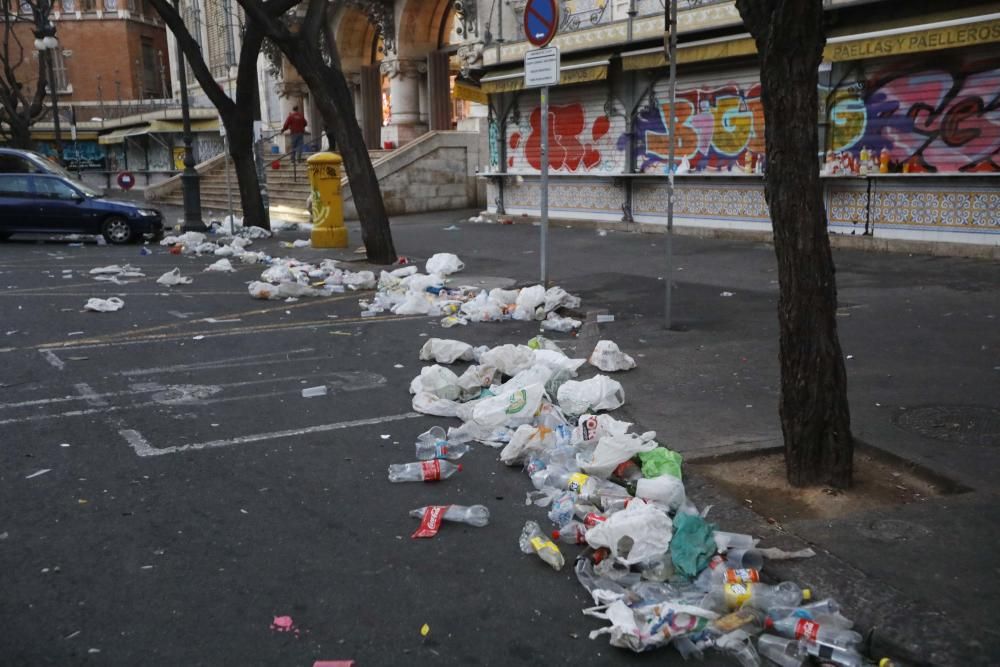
[0,173,163,244]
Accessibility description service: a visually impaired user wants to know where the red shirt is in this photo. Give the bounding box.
[282,112,308,134]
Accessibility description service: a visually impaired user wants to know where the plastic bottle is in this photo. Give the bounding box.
[708,581,810,611]
[756,635,807,667]
[551,521,588,544]
[768,598,853,629]
[387,460,462,482]
[519,520,564,570]
[547,491,575,526]
[409,504,490,527]
[415,440,470,461]
[545,469,619,499]
[765,616,862,649]
[802,639,866,667]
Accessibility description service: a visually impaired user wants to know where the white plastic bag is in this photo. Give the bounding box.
[419,338,475,364]
[477,344,536,377]
[589,340,636,372]
[408,365,461,401]
[543,286,581,312]
[425,253,465,276]
[585,500,673,565]
[557,376,625,415]
[411,391,463,418]
[205,258,235,273]
[541,312,582,332]
[394,292,437,315]
[577,432,658,478]
[156,268,192,286]
[532,349,586,376]
[635,475,686,510]
[471,383,545,428]
[573,414,633,443]
[513,285,546,321]
[83,296,124,312]
[342,270,376,290]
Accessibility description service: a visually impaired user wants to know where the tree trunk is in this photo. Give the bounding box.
[7,117,31,149]
[736,0,853,488]
[225,112,266,229]
[276,45,397,264]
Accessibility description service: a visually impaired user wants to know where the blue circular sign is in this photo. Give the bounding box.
[524,0,559,48]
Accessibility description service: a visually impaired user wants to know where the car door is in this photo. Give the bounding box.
[32,175,93,233]
[0,174,37,234]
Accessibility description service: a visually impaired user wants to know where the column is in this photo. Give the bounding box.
[379,56,427,148]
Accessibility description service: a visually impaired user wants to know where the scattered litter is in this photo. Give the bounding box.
[313,662,355,667]
[720,291,735,297]
[757,546,817,560]
[425,252,465,275]
[380,434,391,440]
[443,225,459,231]
[192,335,205,341]
[60,443,71,448]
[588,340,636,372]
[156,269,193,287]
[420,623,430,637]
[270,615,299,635]
[205,258,235,273]
[301,386,327,398]
[89,264,145,283]
[84,297,124,313]
[596,314,615,323]
[25,469,52,479]
[410,505,489,538]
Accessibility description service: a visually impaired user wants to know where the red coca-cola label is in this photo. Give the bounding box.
[612,461,634,478]
[795,618,820,641]
[582,416,599,440]
[583,513,607,527]
[412,505,450,538]
[421,460,441,481]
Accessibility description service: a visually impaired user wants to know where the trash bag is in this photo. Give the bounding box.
[527,335,564,353]
[585,500,673,566]
[394,292,437,315]
[412,391,463,418]
[419,338,475,364]
[589,340,636,372]
[471,383,545,428]
[512,285,546,321]
[342,270,376,290]
[671,512,718,579]
[84,296,124,312]
[635,474,686,510]
[543,286,581,312]
[478,344,536,376]
[533,349,586,376]
[205,258,235,273]
[638,447,683,479]
[500,423,559,466]
[156,268,192,286]
[425,253,465,276]
[557,376,625,416]
[573,413,633,443]
[541,312,582,332]
[577,432,658,478]
[408,365,462,401]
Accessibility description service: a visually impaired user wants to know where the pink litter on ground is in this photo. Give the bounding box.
[313,662,355,667]
[271,615,295,632]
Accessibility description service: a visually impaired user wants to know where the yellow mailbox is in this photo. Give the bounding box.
[307,152,348,248]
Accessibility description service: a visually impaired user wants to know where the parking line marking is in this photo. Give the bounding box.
[40,350,65,370]
[74,383,108,407]
[118,347,316,377]
[120,412,423,457]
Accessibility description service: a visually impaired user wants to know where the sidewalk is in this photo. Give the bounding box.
[376,210,998,665]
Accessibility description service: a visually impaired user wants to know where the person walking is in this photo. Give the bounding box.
[282,106,308,163]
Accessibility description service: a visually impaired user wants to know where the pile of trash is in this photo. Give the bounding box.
[360,253,583,331]
[247,257,376,301]
[89,264,145,285]
[390,330,884,666]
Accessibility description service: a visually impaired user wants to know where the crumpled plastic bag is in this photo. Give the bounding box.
[573,413,633,443]
[500,422,560,466]
[247,281,320,300]
[541,312,582,332]
[587,598,717,652]
[589,340,636,372]
[408,365,461,401]
[512,284,545,321]
[527,335,564,353]
[471,383,545,428]
[156,268,192,286]
[455,364,498,401]
[412,391,463,418]
[638,447,683,479]
[342,270,376,290]
[419,338,475,364]
[585,500,673,565]
[577,431,658,478]
[394,292,437,315]
[205,258,235,273]
[557,376,625,416]
[671,512,717,578]
[478,344,536,377]
[543,286,581,312]
[635,474,686,510]
[425,252,464,276]
[84,296,124,312]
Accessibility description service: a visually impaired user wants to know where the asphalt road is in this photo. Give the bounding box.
[0,220,733,666]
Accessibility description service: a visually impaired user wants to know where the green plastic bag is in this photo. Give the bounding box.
[639,447,683,480]
[671,512,717,579]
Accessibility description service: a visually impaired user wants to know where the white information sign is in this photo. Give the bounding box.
[524,47,560,88]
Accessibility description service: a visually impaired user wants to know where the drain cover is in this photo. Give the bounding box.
[894,405,1000,447]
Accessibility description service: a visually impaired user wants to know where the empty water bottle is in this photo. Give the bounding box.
[415,439,469,460]
[802,639,866,667]
[756,635,807,667]
[519,520,564,570]
[547,491,575,526]
[765,615,862,649]
[409,505,490,527]
[707,581,810,612]
[387,460,462,482]
[768,598,853,630]
[551,521,588,544]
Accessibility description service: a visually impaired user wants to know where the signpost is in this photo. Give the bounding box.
[523,0,559,284]
[664,0,678,329]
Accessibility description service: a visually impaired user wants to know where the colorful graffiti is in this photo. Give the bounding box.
[631,84,765,173]
[828,57,1000,172]
[508,102,615,172]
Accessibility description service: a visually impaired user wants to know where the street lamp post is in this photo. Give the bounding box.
[172,0,205,231]
[33,1,62,164]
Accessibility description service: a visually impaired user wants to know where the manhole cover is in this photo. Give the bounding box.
[894,405,1000,447]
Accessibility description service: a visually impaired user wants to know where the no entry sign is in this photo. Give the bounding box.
[524,0,559,48]
[117,171,135,191]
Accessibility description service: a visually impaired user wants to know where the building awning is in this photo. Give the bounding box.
[31,130,99,141]
[823,12,1000,61]
[98,119,220,144]
[480,53,611,94]
[453,78,488,105]
[622,33,757,71]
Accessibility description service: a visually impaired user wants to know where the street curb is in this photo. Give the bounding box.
[478,213,1000,260]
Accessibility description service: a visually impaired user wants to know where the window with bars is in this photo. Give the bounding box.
[140,36,160,97]
[61,0,76,11]
[35,49,71,93]
[180,0,202,83]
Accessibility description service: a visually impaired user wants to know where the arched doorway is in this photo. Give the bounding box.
[333,5,385,149]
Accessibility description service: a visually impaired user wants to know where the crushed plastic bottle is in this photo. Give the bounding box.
[802,638,866,667]
[387,460,462,482]
[765,615,862,649]
[757,635,807,667]
[706,581,810,612]
[410,505,490,527]
[519,520,564,570]
[551,521,588,545]
[414,428,470,460]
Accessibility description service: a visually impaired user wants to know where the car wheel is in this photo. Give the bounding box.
[101,216,134,245]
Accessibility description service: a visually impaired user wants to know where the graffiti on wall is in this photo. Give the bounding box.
[631,83,765,173]
[507,102,618,173]
[827,57,1000,173]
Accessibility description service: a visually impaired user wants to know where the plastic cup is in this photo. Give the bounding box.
[726,547,764,570]
[713,530,756,551]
